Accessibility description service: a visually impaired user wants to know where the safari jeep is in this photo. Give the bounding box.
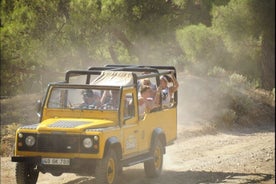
[11,65,177,184]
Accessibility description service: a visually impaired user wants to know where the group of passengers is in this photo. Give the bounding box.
[138,71,179,116]
[79,71,179,115]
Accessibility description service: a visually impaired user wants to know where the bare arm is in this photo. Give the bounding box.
[154,86,162,107]
[169,71,179,95]
[100,90,109,104]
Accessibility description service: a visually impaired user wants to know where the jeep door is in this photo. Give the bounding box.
[121,89,140,156]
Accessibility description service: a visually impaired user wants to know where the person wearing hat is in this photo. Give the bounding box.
[156,71,179,107]
[80,89,101,109]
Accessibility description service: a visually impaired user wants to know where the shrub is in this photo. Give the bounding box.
[228,73,249,88]
[214,108,237,128]
[208,66,227,78]
[0,123,21,156]
[2,123,21,136]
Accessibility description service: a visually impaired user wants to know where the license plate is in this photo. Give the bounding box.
[41,158,70,166]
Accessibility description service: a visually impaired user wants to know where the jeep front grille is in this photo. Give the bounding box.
[37,134,79,153]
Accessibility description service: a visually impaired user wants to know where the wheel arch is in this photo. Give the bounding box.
[104,137,122,159]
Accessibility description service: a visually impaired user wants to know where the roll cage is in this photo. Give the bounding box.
[64,65,178,107]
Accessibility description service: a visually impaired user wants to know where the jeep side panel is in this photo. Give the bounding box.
[138,108,177,152]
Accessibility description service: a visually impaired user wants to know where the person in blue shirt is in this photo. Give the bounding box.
[80,89,101,109]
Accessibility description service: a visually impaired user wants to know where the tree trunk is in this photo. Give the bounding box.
[260,33,275,90]
[108,46,119,64]
[110,28,144,64]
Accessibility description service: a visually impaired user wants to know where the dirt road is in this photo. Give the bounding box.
[1,124,274,184]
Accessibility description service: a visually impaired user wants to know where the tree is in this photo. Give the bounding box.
[176,24,232,75]
[212,0,275,89]
[247,0,275,90]
[1,0,68,95]
[3,0,272,96]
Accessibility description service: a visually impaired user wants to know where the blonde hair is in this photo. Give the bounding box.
[140,85,151,94]
[142,78,151,86]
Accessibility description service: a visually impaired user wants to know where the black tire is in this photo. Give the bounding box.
[118,163,123,176]
[95,149,119,184]
[15,162,39,184]
[144,139,164,178]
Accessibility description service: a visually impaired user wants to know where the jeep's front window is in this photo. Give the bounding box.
[47,87,120,110]
[48,88,67,108]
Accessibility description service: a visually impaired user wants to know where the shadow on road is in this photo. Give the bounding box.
[64,169,273,184]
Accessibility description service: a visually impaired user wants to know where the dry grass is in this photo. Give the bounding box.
[0,93,41,126]
[1,93,41,156]
[179,73,275,129]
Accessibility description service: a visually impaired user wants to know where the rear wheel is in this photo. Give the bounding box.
[144,139,164,178]
[95,149,119,184]
[15,162,39,184]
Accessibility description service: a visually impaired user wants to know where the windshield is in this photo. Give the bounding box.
[47,87,120,110]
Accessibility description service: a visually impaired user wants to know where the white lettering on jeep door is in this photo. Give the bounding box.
[126,135,137,150]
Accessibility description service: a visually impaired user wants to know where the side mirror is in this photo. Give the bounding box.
[36,100,42,118]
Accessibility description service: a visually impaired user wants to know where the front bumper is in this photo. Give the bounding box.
[12,156,41,163]
[11,156,97,175]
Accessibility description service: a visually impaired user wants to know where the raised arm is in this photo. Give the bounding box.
[169,71,179,95]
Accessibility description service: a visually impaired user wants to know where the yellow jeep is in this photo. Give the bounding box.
[11,65,178,184]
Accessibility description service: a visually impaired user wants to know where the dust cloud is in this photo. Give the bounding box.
[177,73,220,125]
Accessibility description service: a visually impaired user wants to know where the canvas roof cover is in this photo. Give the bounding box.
[91,71,134,86]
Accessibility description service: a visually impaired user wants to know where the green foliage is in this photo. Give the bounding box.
[211,0,274,89]
[228,73,249,88]
[208,66,227,78]
[1,0,65,96]
[247,0,275,39]
[211,0,262,63]
[0,0,274,95]
[176,24,231,74]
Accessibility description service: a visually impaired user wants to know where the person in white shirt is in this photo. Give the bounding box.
[138,85,160,116]
[141,78,157,98]
[156,72,179,107]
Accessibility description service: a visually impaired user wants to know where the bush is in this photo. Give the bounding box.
[228,73,249,88]
[214,108,237,128]
[208,66,227,78]
[2,123,21,136]
[1,123,21,156]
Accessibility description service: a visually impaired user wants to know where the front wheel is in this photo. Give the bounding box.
[15,162,39,184]
[144,139,164,178]
[95,149,119,184]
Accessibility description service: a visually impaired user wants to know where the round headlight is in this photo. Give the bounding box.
[25,136,35,147]
[83,138,93,148]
